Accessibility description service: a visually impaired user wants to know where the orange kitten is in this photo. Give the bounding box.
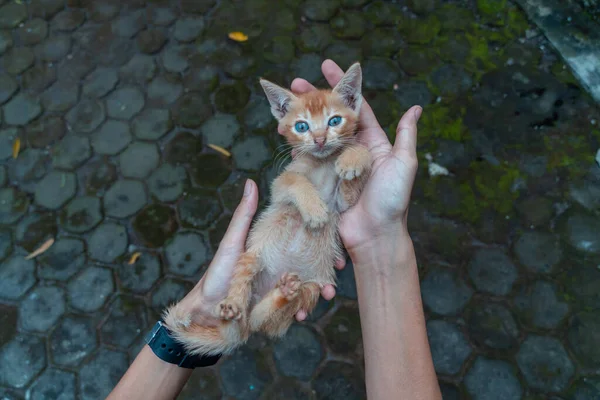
[164,63,371,356]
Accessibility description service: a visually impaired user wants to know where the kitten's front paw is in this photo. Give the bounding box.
[217,300,243,321]
[278,273,301,300]
[335,151,368,180]
[300,200,329,229]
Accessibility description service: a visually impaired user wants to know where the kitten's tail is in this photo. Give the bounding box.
[162,303,248,357]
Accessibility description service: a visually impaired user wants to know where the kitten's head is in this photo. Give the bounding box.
[259,63,362,159]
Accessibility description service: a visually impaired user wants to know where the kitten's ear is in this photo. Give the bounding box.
[259,79,297,120]
[333,63,362,113]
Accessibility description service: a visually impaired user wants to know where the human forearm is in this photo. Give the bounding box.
[349,230,441,400]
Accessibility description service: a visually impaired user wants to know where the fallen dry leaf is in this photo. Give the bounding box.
[25,238,55,260]
[128,252,142,265]
[208,144,231,157]
[228,31,248,42]
[12,138,20,159]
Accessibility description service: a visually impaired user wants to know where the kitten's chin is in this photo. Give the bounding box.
[310,145,340,159]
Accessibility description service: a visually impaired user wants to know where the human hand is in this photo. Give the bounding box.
[291,60,422,256]
[175,179,340,324]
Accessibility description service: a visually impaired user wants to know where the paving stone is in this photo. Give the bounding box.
[173,93,212,128]
[133,204,178,248]
[273,324,323,380]
[174,16,205,42]
[0,228,11,261]
[178,188,221,229]
[330,12,366,39]
[0,187,29,224]
[243,100,273,134]
[60,196,103,233]
[137,29,167,54]
[303,0,340,21]
[421,267,473,315]
[118,252,161,294]
[53,9,86,32]
[0,128,19,160]
[121,54,157,83]
[214,83,250,114]
[513,231,562,273]
[0,255,36,300]
[431,64,473,96]
[179,368,222,400]
[19,286,65,332]
[148,163,187,203]
[26,368,76,400]
[336,258,358,299]
[181,0,216,13]
[362,58,402,90]
[394,81,433,110]
[84,160,117,195]
[58,49,95,82]
[514,280,569,329]
[291,53,323,83]
[161,45,191,73]
[8,148,49,189]
[119,142,160,179]
[297,24,332,52]
[427,319,472,375]
[208,213,231,252]
[201,113,241,148]
[79,348,128,400]
[41,80,79,113]
[132,109,172,140]
[468,248,518,296]
[22,63,57,93]
[313,361,366,400]
[34,171,77,210]
[52,134,91,170]
[103,179,146,218]
[38,237,86,281]
[147,76,183,105]
[219,347,272,400]
[568,311,600,369]
[100,295,148,348]
[165,232,210,277]
[111,10,145,38]
[467,302,520,350]
[0,72,18,105]
[3,93,42,126]
[147,6,177,26]
[361,28,403,58]
[465,357,522,400]
[35,34,71,62]
[67,266,114,313]
[66,98,105,134]
[191,153,232,188]
[49,316,96,367]
[324,305,361,355]
[88,222,128,263]
[14,212,56,253]
[164,132,203,165]
[232,137,271,172]
[0,2,27,29]
[564,212,600,255]
[570,376,600,400]
[0,335,45,389]
[83,67,119,98]
[263,36,295,63]
[106,87,145,120]
[183,65,219,92]
[0,30,13,56]
[26,116,65,149]
[517,335,574,392]
[150,278,191,310]
[91,119,132,155]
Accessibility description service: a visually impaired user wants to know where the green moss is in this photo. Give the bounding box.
[419,103,468,143]
[544,134,595,179]
[477,0,506,17]
[399,15,441,45]
[551,62,579,85]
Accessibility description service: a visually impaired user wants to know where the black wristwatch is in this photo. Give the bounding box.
[145,321,221,369]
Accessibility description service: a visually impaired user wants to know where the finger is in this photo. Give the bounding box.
[335,257,346,270]
[216,179,258,255]
[291,78,317,94]
[321,285,336,301]
[393,105,422,158]
[295,310,307,321]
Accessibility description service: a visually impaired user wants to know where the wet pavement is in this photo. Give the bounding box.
[1,0,600,399]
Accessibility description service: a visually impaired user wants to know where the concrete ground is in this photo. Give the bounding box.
[1,0,600,399]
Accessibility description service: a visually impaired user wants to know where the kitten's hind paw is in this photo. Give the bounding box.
[218,301,243,321]
[278,273,301,300]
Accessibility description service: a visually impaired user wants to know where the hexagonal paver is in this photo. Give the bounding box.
[35,34,72,62]
[91,119,132,155]
[0,228,11,261]
[165,232,210,277]
[118,252,161,294]
[0,73,18,105]
[465,357,522,400]
[22,63,57,92]
[19,286,66,332]
[0,187,30,224]
[568,311,600,369]
[191,153,232,188]
[148,164,188,203]
[570,377,600,399]
[273,324,323,380]
[103,179,147,218]
[137,29,167,54]
[516,335,574,392]
[468,248,518,296]
[164,132,203,165]
[362,58,402,90]
[52,9,86,32]
[565,260,600,310]
[0,305,17,347]
[0,335,46,389]
[119,142,160,179]
[219,347,273,399]
[150,278,191,310]
[161,45,190,73]
[26,368,77,400]
[67,266,114,313]
[106,87,145,120]
[173,93,212,128]
[41,80,79,112]
[200,113,241,148]
[564,212,600,255]
[0,166,6,188]
[51,134,92,170]
[34,171,77,210]
[178,188,221,229]
[421,267,473,316]
[50,316,97,367]
[132,108,172,140]
[0,2,27,29]
[60,196,103,233]
[15,211,57,253]
[324,305,361,354]
[65,98,105,133]
[179,369,222,400]
[0,255,36,300]
[147,76,183,105]
[467,303,519,350]
[26,115,66,148]
[174,16,205,42]
[0,31,12,55]
[2,47,35,75]
[313,361,366,400]
[133,205,178,248]
[88,222,128,263]
[514,280,570,329]
[2,93,42,126]
[82,68,118,99]
[513,231,562,273]
[183,65,219,92]
[38,237,86,281]
[100,296,148,349]
[427,319,472,375]
[208,214,230,253]
[231,137,271,172]
[214,83,250,114]
[111,10,145,38]
[9,148,49,190]
[84,160,117,195]
[120,54,157,83]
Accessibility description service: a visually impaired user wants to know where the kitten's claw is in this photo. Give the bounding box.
[218,301,243,321]
[335,159,365,180]
[278,273,301,300]
[300,200,329,229]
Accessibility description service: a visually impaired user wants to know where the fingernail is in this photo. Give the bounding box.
[414,106,423,121]
[243,179,252,197]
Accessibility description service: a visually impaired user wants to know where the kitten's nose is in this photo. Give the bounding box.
[313,137,326,148]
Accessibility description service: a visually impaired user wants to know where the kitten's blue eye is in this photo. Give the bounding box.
[328,116,342,127]
[295,121,309,133]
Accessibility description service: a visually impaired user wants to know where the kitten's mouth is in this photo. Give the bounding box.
[311,144,337,158]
